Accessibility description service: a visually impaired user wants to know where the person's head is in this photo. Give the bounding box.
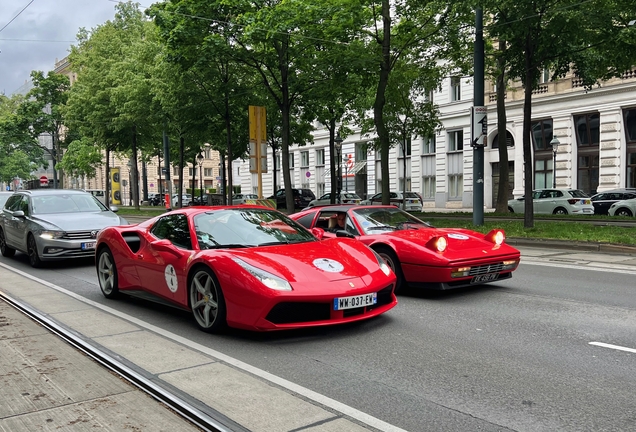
[336,212,346,227]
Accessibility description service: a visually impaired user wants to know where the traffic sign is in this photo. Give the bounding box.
[471,106,487,147]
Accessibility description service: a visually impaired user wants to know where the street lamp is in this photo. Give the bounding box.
[334,134,343,202]
[550,136,560,188]
[197,153,204,205]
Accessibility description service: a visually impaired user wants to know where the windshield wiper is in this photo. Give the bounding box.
[256,241,291,246]
[366,226,396,231]
[210,244,251,249]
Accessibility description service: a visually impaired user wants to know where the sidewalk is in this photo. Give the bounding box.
[0,266,390,432]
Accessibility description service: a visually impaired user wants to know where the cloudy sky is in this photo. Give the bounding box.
[0,0,126,95]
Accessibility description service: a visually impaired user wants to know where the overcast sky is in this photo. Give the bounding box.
[0,0,124,95]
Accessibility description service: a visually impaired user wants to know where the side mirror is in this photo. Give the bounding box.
[335,230,355,238]
[13,210,25,218]
[310,227,325,240]
[110,205,119,212]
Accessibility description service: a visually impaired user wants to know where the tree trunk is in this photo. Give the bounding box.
[131,126,140,211]
[495,39,510,213]
[225,94,233,206]
[374,0,392,205]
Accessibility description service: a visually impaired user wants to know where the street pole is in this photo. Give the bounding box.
[163,124,172,210]
[472,8,485,226]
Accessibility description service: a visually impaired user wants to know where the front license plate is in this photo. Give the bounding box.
[81,242,96,250]
[471,273,499,284]
[334,293,377,310]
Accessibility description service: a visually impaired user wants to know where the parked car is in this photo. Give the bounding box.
[267,188,316,210]
[290,205,520,292]
[0,189,128,268]
[307,192,362,207]
[360,192,423,212]
[172,194,192,207]
[590,189,636,215]
[232,193,259,205]
[94,206,396,332]
[608,197,636,217]
[507,189,594,215]
[148,193,165,206]
[191,194,210,206]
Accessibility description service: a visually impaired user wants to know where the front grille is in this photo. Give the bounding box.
[266,302,331,324]
[63,231,98,240]
[468,262,505,276]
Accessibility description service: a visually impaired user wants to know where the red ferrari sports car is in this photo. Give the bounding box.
[95,206,396,332]
[290,205,521,291]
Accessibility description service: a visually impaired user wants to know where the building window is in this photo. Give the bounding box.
[574,113,600,195]
[534,158,553,189]
[421,136,435,154]
[173,167,180,176]
[578,155,599,195]
[447,130,463,152]
[574,113,600,147]
[625,108,636,187]
[421,154,436,199]
[300,151,309,168]
[531,119,553,151]
[289,153,295,168]
[492,131,514,148]
[188,168,194,177]
[539,68,550,84]
[316,149,325,167]
[399,138,412,157]
[447,152,463,199]
[450,76,461,102]
[204,168,213,177]
[204,147,211,159]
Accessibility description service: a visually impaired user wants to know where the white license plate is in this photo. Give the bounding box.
[471,273,499,284]
[81,242,96,250]
[334,293,377,310]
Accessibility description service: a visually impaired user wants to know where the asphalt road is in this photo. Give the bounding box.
[1,250,634,432]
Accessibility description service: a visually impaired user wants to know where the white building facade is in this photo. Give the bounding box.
[235,70,636,209]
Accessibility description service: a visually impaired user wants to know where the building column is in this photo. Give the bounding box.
[598,108,624,190]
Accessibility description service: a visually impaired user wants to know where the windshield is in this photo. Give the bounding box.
[194,208,316,249]
[32,194,109,214]
[351,207,430,235]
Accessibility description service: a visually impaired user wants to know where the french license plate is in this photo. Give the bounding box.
[81,242,96,250]
[471,273,499,284]
[334,293,377,310]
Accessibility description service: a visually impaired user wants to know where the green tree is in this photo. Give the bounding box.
[485,0,636,227]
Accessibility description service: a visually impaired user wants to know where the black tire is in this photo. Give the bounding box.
[0,228,15,257]
[507,207,514,213]
[615,208,633,217]
[189,267,227,333]
[553,207,568,215]
[374,246,405,293]
[27,234,43,268]
[97,247,120,299]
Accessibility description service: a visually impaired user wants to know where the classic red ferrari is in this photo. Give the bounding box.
[290,205,521,291]
[95,206,396,332]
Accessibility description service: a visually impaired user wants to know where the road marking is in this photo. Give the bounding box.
[589,342,636,354]
[520,259,636,275]
[0,262,407,432]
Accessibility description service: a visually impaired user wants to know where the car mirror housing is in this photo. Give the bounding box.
[12,210,25,218]
[110,205,119,212]
[310,227,325,239]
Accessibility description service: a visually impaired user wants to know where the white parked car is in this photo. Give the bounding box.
[608,198,636,217]
[232,193,259,205]
[507,189,594,215]
[307,192,362,207]
[172,194,192,206]
[361,192,423,212]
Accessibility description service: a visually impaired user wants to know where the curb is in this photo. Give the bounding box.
[508,237,636,255]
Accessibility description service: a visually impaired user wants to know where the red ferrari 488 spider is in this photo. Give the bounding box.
[95,206,396,332]
[291,205,521,291]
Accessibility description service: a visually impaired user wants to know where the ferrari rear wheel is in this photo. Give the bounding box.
[189,267,227,333]
[375,246,405,293]
[97,247,120,299]
[27,234,43,268]
[0,228,15,257]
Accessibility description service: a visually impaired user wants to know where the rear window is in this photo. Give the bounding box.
[404,192,420,199]
[569,190,589,198]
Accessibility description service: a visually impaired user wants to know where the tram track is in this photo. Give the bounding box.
[0,290,232,432]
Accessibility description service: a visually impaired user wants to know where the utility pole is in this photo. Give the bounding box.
[163,123,172,210]
[472,8,485,226]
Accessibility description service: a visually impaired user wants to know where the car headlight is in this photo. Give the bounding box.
[39,230,65,240]
[233,258,292,291]
[484,229,505,245]
[371,250,392,276]
[426,236,447,253]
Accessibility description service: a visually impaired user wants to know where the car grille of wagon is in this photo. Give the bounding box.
[62,230,99,240]
[265,285,394,325]
[467,262,506,276]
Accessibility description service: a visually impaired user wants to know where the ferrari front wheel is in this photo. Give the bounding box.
[375,246,405,293]
[97,247,119,299]
[189,267,227,333]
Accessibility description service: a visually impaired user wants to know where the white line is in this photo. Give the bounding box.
[520,260,636,275]
[0,262,408,432]
[589,342,636,354]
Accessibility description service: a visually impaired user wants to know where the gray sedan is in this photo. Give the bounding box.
[0,189,128,267]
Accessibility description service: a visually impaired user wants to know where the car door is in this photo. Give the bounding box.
[136,214,193,302]
[1,194,24,247]
[534,190,552,213]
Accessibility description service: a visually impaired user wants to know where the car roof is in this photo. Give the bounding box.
[16,189,91,196]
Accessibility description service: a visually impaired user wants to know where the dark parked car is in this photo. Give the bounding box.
[268,188,316,210]
[590,189,636,215]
